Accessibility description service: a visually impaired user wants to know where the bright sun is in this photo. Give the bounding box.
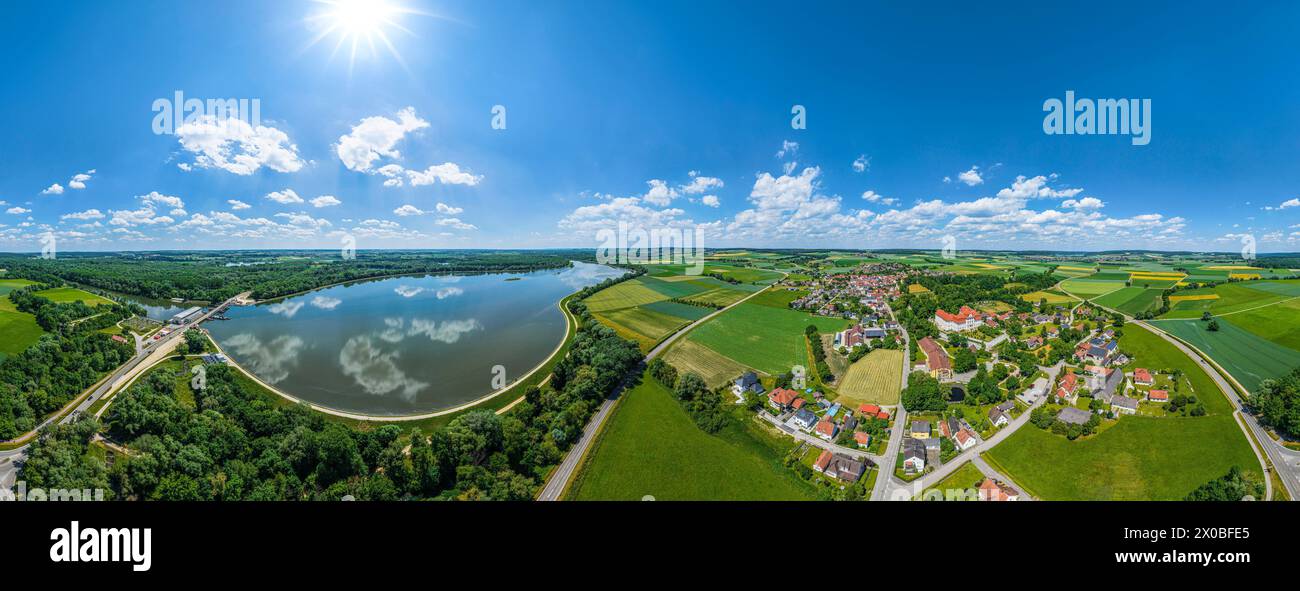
[306,0,419,69]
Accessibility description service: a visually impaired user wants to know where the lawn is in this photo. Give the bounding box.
[1153,317,1300,393]
[569,372,817,500]
[0,294,44,361]
[984,415,1260,500]
[1092,287,1163,316]
[32,287,115,306]
[921,461,985,500]
[684,302,850,375]
[836,349,903,406]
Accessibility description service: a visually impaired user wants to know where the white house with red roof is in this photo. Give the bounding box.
[1133,368,1154,386]
[934,305,984,332]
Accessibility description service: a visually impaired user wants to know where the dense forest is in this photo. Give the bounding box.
[0,287,137,439]
[1250,369,1300,439]
[0,250,590,303]
[20,293,644,500]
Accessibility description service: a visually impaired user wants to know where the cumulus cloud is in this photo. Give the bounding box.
[176,116,304,175]
[435,217,478,230]
[61,209,104,221]
[41,183,64,195]
[6,207,30,215]
[435,202,462,215]
[642,179,679,206]
[775,140,799,159]
[701,195,720,208]
[310,195,342,208]
[405,163,483,187]
[861,190,898,206]
[68,170,95,190]
[1062,197,1105,211]
[393,204,425,217]
[957,166,984,186]
[227,199,251,210]
[680,171,724,195]
[265,189,304,204]
[996,175,1083,200]
[336,107,429,172]
[852,155,870,173]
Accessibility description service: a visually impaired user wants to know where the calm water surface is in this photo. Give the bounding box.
[204,262,624,415]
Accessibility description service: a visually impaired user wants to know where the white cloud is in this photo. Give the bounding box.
[405,163,483,187]
[108,205,175,227]
[265,189,304,204]
[176,116,304,175]
[41,183,64,195]
[957,166,984,186]
[680,172,724,195]
[310,295,342,310]
[336,107,429,172]
[1280,198,1300,209]
[393,204,425,217]
[227,199,251,210]
[435,217,478,230]
[61,209,104,221]
[852,155,870,173]
[642,179,679,206]
[996,175,1083,200]
[1062,197,1105,211]
[861,190,898,206]
[435,202,463,215]
[139,191,184,210]
[68,170,94,190]
[310,195,342,208]
[701,195,720,208]
[775,140,799,159]
[6,207,30,215]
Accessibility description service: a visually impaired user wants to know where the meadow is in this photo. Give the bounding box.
[569,372,817,500]
[835,349,903,406]
[1161,280,1300,319]
[32,287,115,306]
[984,415,1261,500]
[683,302,851,376]
[1092,287,1163,316]
[0,294,43,361]
[1059,277,1125,298]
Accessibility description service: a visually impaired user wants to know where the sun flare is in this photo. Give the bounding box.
[306,0,419,69]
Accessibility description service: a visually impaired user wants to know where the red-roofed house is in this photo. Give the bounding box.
[859,403,880,416]
[813,450,833,473]
[876,410,890,421]
[1057,373,1079,403]
[768,387,800,412]
[854,431,871,448]
[918,337,953,380]
[791,398,806,410]
[110,334,128,344]
[814,419,838,441]
[935,305,983,332]
[978,478,1021,501]
[1133,368,1154,386]
[1147,389,1169,401]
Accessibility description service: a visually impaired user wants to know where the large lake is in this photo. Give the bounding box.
[204,262,624,416]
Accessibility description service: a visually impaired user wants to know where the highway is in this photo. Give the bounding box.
[536,280,782,501]
[0,292,250,494]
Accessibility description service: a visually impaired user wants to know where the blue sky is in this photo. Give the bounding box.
[3,0,1300,252]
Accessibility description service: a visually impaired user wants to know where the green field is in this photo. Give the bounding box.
[1153,316,1300,393]
[1021,289,1078,305]
[984,416,1260,500]
[1092,287,1163,316]
[583,279,669,312]
[922,461,984,499]
[836,349,903,406]
[32,287,115,306]
[593,307,692,350]
[0,279,37,296]
[683,302,850,375]
[0,294,44,361]
[662,339,750,388]
[569,372,817,500]
[987,323,1258,499]
[1059,278,1126,298]
[1161,281,1300,319]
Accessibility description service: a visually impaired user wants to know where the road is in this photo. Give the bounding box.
[1134,319,1299,500]
[1059,278,1293,500]
[894,361,1066,498]
[870,301,910,501]
[0,292,250,494]
[536,279,783,501]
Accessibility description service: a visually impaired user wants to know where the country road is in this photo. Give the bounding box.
[0,292,250,493]
[536,277,783,501]
[870,302,910,501]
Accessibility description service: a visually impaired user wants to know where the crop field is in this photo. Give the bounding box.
[642,300,712,320]
[1153,317,1300,393]
[570,371,817,501]
[1226,297,1300,351]
[33,287,115,306]
[1059,278,1125,298]
[1160,281,1300,319]
[662,339,750,387]
[984,415,1261,500]
[594,307,692,350]
[1127,277,1181,289]
[1021,289,1077,305]
[747,288,806,309]
[683,302,850,376]
[684,287,753,307]
[584,279,669,312]
[1091,287,1163,316]
[835,349,903,406]
[1088,271,1133,281]
[907,284,931,294]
